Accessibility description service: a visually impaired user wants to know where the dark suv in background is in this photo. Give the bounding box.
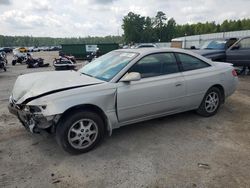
[192,38,238,61]
[226,37,250,67]
[193,37,250,72]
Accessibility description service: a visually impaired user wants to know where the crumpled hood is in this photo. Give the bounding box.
[12,71,104,104]
[191,49,225,56]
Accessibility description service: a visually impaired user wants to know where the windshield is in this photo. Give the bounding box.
[200,40,227,50]
[79,51,138,81]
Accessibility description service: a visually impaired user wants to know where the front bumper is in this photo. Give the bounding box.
[8,102,59,133]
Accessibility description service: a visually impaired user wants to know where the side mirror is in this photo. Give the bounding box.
[231,44,240,50]
[120,72,141,82]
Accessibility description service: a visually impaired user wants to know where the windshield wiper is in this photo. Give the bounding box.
[81,72,94,77]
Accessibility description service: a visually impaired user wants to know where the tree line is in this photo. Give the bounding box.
[0,35,123,47]
[1,11,250,47]
[122,11,250,43]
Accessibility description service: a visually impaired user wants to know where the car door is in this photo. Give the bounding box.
[116,52,186,123]
[175,53,214,109]
[226,37,250,66]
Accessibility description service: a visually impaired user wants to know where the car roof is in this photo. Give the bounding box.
[114,47,215,66]
[115,47,195,55]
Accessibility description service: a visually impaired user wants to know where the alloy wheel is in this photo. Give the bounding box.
[205,91,219,113]
[67,119,98,149]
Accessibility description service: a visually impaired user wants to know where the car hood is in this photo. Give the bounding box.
[12,71,104,104]
[191,49,225,56]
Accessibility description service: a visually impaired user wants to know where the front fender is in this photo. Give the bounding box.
[27,85,117,117]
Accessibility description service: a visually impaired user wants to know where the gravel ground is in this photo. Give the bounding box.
[0,52,249,188]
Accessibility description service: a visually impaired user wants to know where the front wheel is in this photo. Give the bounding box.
[56,110,104,154]
[196,87,222,117]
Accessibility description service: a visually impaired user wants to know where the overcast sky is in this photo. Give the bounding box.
[0,0,249,37]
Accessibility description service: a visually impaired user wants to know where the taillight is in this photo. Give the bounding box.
[232,69,237,77]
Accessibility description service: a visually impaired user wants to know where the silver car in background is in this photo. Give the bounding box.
[8,48,238,154]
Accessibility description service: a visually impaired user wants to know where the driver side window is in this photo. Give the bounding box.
[128,53,179,78]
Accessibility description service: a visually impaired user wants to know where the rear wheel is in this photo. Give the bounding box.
[56,110,104,154]
[197,87,222,117]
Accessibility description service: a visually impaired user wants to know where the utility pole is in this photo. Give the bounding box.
[184,33,187,49]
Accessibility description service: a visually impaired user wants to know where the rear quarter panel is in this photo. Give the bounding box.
[114,50,237,114]
[182,65,224,109]
[213,62,238,97]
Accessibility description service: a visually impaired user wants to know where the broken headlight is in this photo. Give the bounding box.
[24,105,47,113]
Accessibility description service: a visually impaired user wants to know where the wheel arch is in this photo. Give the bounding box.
[208,84,225,103]
[57,104,110,134]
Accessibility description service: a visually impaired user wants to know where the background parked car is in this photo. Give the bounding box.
[135,43,158,48]
[18,47,28,53]
[49,46,61,51]
[226,37,250,67]
[193,36,250,74]
[0,47,13,53]
[192,38,238,61]
[28,47,33,52]
[28,47,40,52]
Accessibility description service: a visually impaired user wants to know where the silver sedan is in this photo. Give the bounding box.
[9,48,238,154]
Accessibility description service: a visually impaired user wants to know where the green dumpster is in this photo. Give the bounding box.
[61,43,119,59]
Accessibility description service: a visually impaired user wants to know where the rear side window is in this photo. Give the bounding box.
[177,53,210,71]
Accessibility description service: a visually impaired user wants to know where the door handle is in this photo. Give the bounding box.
[175,83,182,87]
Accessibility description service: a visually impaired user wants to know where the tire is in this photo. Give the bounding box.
[196,87,222,117]
[12,60,16,66]
[56,110,105,154]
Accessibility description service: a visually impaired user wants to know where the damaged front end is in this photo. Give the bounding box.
[8,70,107,135]
[8,95,60,133]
